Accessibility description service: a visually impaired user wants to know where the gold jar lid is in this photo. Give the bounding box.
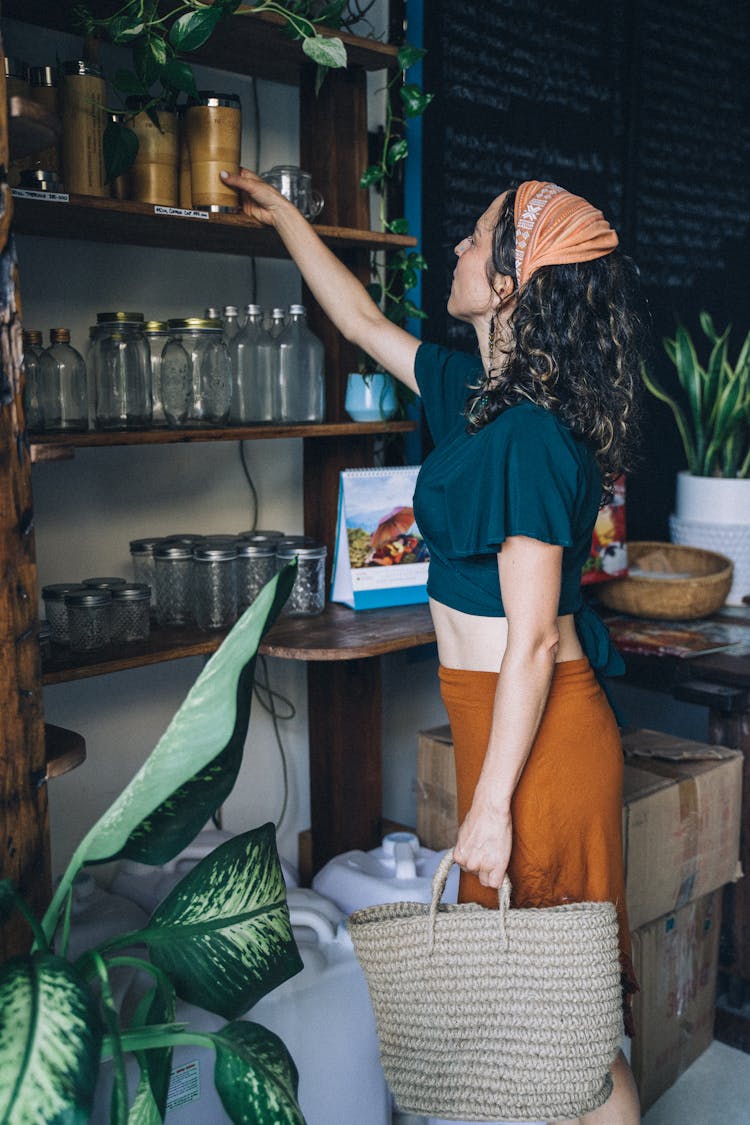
[144,320,169,333]
[167,317,223,331]
[50,328,71,343]
[96,312,145,323]
[23,329,43,346]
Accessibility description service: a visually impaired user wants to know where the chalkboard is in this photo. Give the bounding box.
[421,0,750,537]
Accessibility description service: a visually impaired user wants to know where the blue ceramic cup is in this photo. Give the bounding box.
[344,373,397,421]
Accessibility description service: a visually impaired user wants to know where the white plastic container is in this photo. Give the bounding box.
[312,831,459,913]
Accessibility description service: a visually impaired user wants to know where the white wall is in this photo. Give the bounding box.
[5,8,444,881]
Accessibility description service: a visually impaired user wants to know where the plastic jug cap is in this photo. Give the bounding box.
[381,831,419,857]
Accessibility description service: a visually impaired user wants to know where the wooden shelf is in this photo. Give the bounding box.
[30,419,417,462]
[41,603,436,684]
[2,3,399,83]
[12,194,417,259]
[44,723,86,778]
[9,96,60,159]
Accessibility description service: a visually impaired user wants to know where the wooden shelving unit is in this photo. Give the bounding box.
[44,723,86,779]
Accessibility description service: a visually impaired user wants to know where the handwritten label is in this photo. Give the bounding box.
[12,189,69,203]
[154,205,209,220]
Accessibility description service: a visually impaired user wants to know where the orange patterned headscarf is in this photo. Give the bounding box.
[513,181,619,288]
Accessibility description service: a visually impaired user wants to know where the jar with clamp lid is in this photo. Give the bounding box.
[237,540,276,614]
[193,543,238,630]
[110,584,151,643]
[276,542,327,616]
[145,321,170,426]
[65,588,112,652]
[90,312,152,430]
[166,318,231,427]
[154,543,194,627]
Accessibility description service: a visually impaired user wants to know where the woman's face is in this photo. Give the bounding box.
[447,192,509,324]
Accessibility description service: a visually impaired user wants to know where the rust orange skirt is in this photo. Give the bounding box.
[439,657,638,1037]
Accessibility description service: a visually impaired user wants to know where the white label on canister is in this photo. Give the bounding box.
[154,205,210,220]
[166,1059,201,1110]
[12,189,70,203]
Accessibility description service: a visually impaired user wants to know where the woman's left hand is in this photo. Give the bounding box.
[453,800,512,889]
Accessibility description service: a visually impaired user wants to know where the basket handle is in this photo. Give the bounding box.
[427,849,511,954]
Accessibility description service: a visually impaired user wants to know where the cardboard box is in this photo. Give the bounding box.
[416,725,743,928]
[630,890,722,1111]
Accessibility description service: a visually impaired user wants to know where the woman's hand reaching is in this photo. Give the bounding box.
[219,167,293,226]
[453,799,512,891]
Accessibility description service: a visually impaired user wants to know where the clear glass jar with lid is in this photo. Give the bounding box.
[65,588,112,652]
[90,312,152,430]
[237,540,277,614]
[193,543,238,629]
[39,328,88,431]
[110,583,151,643]
[276,304,325,423]
[129,537,163,603]
[42,582,87,645]
[144,321,170,426]
[154,543,194,627]
[165,318,231,427]
[276,542,327,616]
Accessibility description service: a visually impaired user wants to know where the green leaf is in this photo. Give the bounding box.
[141,824,303,1019]
[108,14,146,44]
[400,83,434,118]
[359,164,384,188]
[0,953,103,1124]
[386,138,408,167]
[71,3,96,36]
[161,59,198,98]
[213,1021,304,1125]
[397,43,427,70]
[407,251,428,270]
[104,120,140,183]
[128,971,177,1121]
[135,36,169,88]
[385,217,409,234]
[366,281,383,304]
[168,8,222,53]
[403,299,428,320]
[402,265,418,289]
[42,567,295,944]
[699,309,720,343]
[302,34,347,69]
[641,364,697,473]
[113,69,149,96]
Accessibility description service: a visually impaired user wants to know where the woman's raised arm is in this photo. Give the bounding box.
[220,168,420,393]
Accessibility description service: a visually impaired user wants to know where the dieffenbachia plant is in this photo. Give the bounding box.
[0,564,307,1124]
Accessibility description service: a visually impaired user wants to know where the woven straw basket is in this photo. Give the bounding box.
[348,851,623,1122]
[596,541,733,620]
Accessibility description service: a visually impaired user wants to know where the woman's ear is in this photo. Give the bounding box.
[491,273,515,310]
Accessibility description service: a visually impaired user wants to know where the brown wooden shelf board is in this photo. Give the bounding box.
[41,603,436,684]
[2,4,399,83]
[44,723,86,779]
[12,194,417,259]
[30,419,417,461]
[9,96,60,159]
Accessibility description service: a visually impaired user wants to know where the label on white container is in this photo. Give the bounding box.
[12,189,69,203]
[154,205,209,220]
[166,1059,201,1110]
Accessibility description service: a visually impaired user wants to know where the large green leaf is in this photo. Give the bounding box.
[104,121,140,184]
[212,1021,304,1125]
[126,962,177,1121]
[168,9,222,53]
[0,953,103,1124]
[140,825,302,1020]
[42,566,295,945]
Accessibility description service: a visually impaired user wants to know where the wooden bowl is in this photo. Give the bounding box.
[596,541,733,620]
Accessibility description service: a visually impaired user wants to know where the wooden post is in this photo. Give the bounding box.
[0,34,51,957]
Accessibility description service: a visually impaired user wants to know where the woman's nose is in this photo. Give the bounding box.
[454,238,466,256]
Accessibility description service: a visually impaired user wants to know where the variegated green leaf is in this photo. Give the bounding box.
[674,324,703,457]
[126,1070,163,1125]
[699,309,720,343]
[0,953,102,1124]
[43,566,295,944]
[212,1021,304,1125]
[127,963,177,1120]
[141,824,302,1019]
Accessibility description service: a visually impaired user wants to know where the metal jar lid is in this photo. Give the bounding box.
[189,91,241,109]
[5,57,28,80]
[29,65,57,88]
[130,536,164,554]
[144,321,168,334]
[237,529,285,543]
[42,582,86,602]
[237,541,276,558]
[62,60,104,78]
[155,543,194,559]
[23,329,43,347]
[275,535,319,552]
[277,544,327,561]
[64,588,113,607]
[97,312,145,324]
[19,169,65,193]
[111,583,151,601]
[164,534,206,545]
[193,545,238,561]
[83,576,128,590]
[244,304,263,316]
[167,318,222,332]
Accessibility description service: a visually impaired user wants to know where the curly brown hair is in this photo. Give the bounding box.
[465,188,648,502]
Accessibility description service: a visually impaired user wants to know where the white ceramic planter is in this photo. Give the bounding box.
[670,472,750,605]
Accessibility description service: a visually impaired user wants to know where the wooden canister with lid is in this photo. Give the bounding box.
[61,60,106,196]
[184,92,241,210]
[28,66,60,173]
[126,101,179,206]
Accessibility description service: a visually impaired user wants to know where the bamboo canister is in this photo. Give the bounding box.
[61,61,106,197]
[184,93,241,210]
[127,107,179,206]
[178,109,192,209]
[28,67,60,173]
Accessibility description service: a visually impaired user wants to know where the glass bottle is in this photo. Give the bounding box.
[90,312,152,430]
[39,328,88,432]
[222,305,241,346]
[168,318,232,427]
[22,329,45,431]
[145,321,170,427]
[268,307,287,338]
[230,304,275,423]
[276,304,325,423]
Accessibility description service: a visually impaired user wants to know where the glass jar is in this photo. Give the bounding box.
[39,328,88,432]
[230,305,276,423]
[65,588,112,652]
[82,576,128,592]
[276,543,327,617]
[193,544,238,630]
[110,583,151,643]
[276,304,325,423]
[22,329,45,431]
[154,543,194,627]
[90,312,152,430]
[42,582,87,645]
[38,621,52,662]
[237,541,277,614]
[129,537,162,603]
[166,318,231,427]
[145,321,170,427]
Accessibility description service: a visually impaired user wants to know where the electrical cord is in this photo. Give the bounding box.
[238,441,259,531]
[253,655,296,830]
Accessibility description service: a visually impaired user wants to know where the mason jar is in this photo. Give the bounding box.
[154,543,194,627]
[65,588,112,652]
[276,543,327,617]
[110,583,151,643]
[237,540,277,614]
[236,529,285,546]
[129,537,163,602]
[144,321,170,426]
[166,318,231,427]
[42,582,87,645]
[90,312,152,430]
[82,576,128,593]
[193,543,238,630]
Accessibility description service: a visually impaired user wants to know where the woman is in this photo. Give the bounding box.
[220,168,645,1124]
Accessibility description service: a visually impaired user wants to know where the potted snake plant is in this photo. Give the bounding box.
[641,312,750,605]
[0,566,308,1124]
